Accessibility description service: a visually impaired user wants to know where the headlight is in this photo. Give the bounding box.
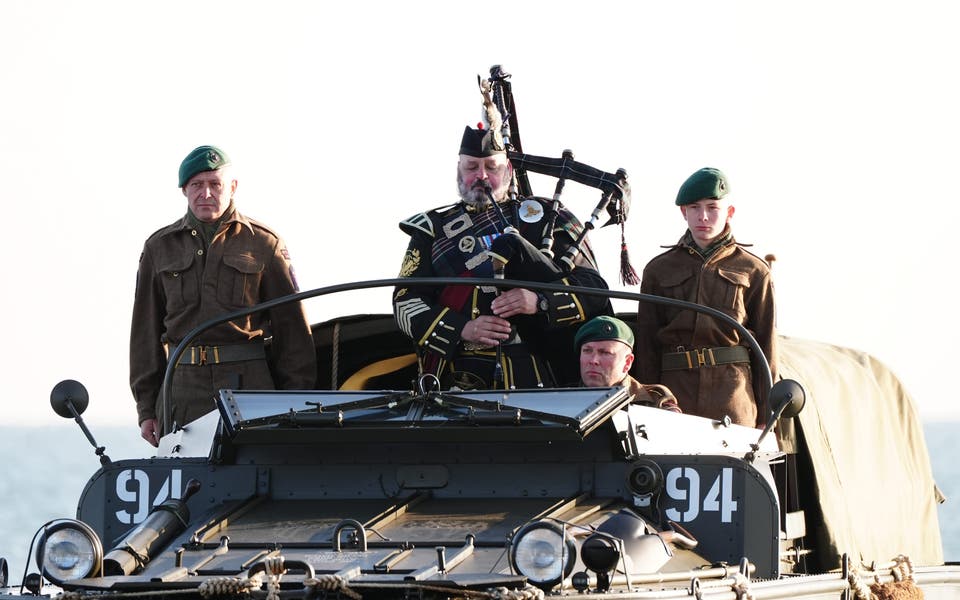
[580,533,621,574]
[585,510,672,576]
[509,521,576,590]
[35,520,103,584]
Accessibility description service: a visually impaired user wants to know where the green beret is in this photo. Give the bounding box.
[459,126,505,157]
[574,316,635,350]
[676,167,729,206]
[178,145,231,188]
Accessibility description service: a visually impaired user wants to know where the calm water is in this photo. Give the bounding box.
[1,423,957,584]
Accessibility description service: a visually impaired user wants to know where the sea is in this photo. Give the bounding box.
[0,423,957,584]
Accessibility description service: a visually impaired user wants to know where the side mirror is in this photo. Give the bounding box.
[748,379,805,461]
[769,378,805,420]
[49,380,111,466]
[50,379,89,419]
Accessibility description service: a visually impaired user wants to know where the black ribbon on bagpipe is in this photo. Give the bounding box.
[484,65,639,285]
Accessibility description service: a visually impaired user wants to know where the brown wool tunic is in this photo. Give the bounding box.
[129,207,316,428]
[634,231,777,427]
[622,375,682,413]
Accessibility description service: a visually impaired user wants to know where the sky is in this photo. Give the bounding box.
[1,0,958,429]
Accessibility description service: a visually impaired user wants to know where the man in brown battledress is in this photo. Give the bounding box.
[130,145,316,446]
[577,315,680,412]
[634,167,777,427]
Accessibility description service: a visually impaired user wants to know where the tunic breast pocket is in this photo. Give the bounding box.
[658,268,696,299]
[218,253,265,308]
[717,268,751,319]
[158,256,199,312]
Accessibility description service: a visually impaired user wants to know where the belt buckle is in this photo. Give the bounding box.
[188,346,203,365]
[694,348,707,367]
[693,348,717,367]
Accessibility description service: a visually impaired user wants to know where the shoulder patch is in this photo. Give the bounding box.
[399,249,421,277]
[399,212,435,238]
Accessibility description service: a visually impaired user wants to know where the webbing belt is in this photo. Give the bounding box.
[176,342,266,366]
[661,345,750,371]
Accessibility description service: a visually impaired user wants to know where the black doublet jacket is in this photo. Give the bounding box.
[393,197,611,387]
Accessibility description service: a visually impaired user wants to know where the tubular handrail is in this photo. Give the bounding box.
[160,277,772,436]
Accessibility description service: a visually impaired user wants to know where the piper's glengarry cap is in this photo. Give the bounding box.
[459,126,505,158]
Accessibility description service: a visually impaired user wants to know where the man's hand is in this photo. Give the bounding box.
[140,418,159,447]
[491,288,538,318]
[461,315,513,346]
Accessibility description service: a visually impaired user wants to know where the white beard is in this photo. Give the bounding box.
[458,177,508,210]
[460,185,490,208]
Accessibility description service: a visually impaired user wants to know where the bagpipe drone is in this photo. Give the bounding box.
[479,65,639,285]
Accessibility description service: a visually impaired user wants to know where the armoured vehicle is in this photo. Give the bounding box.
[0,277,956,600]
[2,65,956,600]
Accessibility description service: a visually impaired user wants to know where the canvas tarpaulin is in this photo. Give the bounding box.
[777,335,943,568]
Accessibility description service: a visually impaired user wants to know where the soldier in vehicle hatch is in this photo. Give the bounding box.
[576,315,680,412]
[130,145,316,446]
[634,167,777,428]
[393,126,612,390]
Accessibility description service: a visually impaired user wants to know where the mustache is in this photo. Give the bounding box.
[461,181,494,206]
[471,180,493,192]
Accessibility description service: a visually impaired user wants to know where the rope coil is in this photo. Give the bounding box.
[198,555,285,600]
[304,575,362,600]
[848,554,923,600]
[891,554,915,582]
[730,572,754,600]
[848,567,873,600]
[58,571,547,600]
[487,585,544,600]
[198,572,264,598]
[60,591,199,600]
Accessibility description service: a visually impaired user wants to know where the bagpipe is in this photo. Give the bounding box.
[480,65,639,285]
